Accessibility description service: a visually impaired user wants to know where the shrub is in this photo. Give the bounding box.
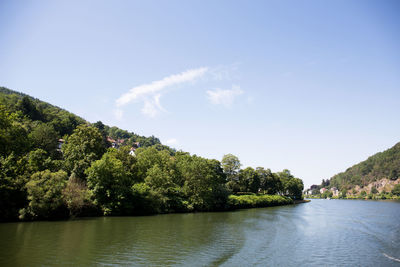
[228,194,293,209]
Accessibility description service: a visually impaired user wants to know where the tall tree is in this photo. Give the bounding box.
[221,154,241,182]
[62,125,105,179]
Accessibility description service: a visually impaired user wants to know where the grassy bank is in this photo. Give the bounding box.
[228,194,294,209]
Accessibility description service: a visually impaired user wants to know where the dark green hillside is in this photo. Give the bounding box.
[0,87,303,221]
[328,142,400,190]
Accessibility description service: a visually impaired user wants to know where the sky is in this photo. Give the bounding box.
[0,0,399,188]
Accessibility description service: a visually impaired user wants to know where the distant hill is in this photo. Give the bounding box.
[328,142,400,190]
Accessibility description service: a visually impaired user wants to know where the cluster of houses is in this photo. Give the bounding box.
[106,137,140,156]
[318,187,340,197]
[304,186,340,197]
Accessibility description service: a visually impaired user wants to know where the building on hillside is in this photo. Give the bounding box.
[107,137,126,149]
[133,142,140,148]
[129,147,136,156]
[320,188,327,194]
[57,139,64,151]
[331,187,339,197]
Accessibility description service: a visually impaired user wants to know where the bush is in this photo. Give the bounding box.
[21,170,68,220]
[228,194,293,209]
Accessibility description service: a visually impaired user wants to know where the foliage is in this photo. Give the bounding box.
[62,124,106,179]
[21,170,68,220]
[86,150,135,215]
[392,184,400,196]
[62,177,98,217]
[221,154,241,182]
[228,194,293,209]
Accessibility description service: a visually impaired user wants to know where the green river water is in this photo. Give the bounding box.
[1,199,399,266]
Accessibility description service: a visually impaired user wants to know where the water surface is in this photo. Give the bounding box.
[1,199,400,266]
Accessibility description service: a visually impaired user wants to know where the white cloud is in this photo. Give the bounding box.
[206,85,244,108]
[165,138,178,146]
[115,67,208,117]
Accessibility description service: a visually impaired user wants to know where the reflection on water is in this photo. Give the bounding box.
[0,199,399,266]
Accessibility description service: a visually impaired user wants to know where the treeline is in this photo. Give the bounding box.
[0,87,303,221]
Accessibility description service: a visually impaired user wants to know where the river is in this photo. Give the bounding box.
[0,199,399,266]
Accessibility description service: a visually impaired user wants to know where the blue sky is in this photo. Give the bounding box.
[1,0,399,188]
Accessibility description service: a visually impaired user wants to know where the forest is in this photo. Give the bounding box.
[0,87,303,221]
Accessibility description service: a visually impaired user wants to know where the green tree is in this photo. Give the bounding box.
[21,170,68,220]
[257,167,282,194]
[389,170,398,180]
[221,154,241,182]
[62,125,106,179]
[62,177,97,217]
[0,106,30,157]
[392,184,400,196]
[86,151,134,215]
[178,155,228,211]
[238,167,260,193]
[29,122,58,155]
[135,147,175,183]
[278,170,303,199]
[341,188,347,198]
[16,96,42,121]
[0,153,28,221]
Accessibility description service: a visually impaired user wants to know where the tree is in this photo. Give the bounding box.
[62,125,106,179]
[21,170,68,219]
[238,167,260,193]
[0,105,30,157]
[178,155,228,211]
[392,184,400,196]
[29,122,58,155]
[16,96,42,121]
[0,153,28,221]
[371,187,378,194]
[257,167,282,194]
[135,147,175,182]
[221,154,241,182]
[285,178,304,199]
[341,188,347,198]
[26,149,53,173]
[86,151,135,215]
[62,177,97,217]
[277,170,303,199]
[389,170,398,180]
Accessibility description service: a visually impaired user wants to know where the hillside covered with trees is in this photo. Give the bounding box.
[307,142,400,199]
[0,87,303,221]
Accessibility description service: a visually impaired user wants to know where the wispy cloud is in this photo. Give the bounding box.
[115,67,208,118]
[206,85,243,108]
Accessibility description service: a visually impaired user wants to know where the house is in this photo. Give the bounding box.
[129,147,136,156]
[133,142,140,148]
[320,188,327,194]
[331,187,339,197]
[57,139,65,151]
[107,137,127,149]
